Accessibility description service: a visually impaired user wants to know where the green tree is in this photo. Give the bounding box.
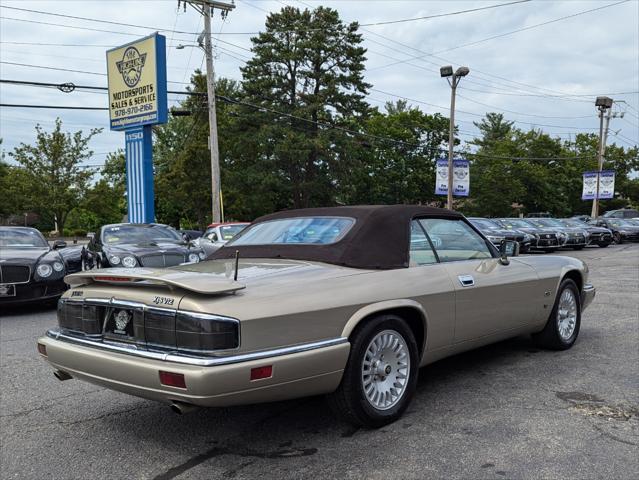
[347,101,450,205]
[472,112,514,148]
[9,119,102,232]
[240,5,371,209]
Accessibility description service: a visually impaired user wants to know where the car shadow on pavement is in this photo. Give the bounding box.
[104,335,535,438]
[0,301,58,317]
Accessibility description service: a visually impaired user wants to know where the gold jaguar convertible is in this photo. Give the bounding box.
[37,206,595,427]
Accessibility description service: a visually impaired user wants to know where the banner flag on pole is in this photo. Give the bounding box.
[598,170,615,199]
[435,159,448,196]
[582,170,615,200]
[435,159,470,197]
[582,171,598,200]
[452,159,470,196]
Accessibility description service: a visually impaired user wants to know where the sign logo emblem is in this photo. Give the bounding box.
[114,309,131,333]
[116,47,147,88]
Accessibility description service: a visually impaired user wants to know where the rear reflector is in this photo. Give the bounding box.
[37,343,47,356]
[250,365,273,381]
[159,371,186,389]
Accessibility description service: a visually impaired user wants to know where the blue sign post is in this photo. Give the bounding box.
[106,33,168,223]
[125,127,155,222]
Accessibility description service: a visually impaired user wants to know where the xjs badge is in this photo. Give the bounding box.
[114,310,131,333]
[116,46,147,88]
[153,296,174,306]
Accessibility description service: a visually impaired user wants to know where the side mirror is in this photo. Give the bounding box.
[499,240,519,265]
[53,240,67,250]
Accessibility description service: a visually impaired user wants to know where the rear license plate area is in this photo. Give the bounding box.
[104,308,136,338]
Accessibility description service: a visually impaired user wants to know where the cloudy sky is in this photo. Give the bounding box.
[0,0,637,168]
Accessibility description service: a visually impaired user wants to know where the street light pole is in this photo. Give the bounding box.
[181,0,234,224]
[591,96,613,219]
[440,66,469,210]
[447,81,457,210]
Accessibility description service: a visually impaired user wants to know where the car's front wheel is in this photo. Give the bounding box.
[327,314,419,428]
[532,278,581,350]
[597,242,610,248]
[613,232,623,244]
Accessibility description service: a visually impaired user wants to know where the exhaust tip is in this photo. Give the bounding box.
[53,370,72,381]
[170,401,198,415]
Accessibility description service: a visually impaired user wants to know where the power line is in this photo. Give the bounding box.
[369,1,630,71]
[0,103,108,111]
[0,79,206,97]
[0,1,531,35]
[357,1,531,27]
[0,61,191,84]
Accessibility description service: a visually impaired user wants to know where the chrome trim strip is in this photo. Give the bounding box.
[45,328,348,366]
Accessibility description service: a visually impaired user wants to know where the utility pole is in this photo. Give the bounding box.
[440,65,469,210]
[180,0,234,223]
[591,96,613,218]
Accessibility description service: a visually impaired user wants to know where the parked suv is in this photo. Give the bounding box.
[602,209,639,219]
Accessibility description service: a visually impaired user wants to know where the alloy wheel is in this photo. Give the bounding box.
[361,329,410,410]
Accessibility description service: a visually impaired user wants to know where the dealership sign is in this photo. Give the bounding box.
[107,33,168,223]
[107,33,168,131]
[582,170,615,200]
[106,33,167,130]
[435,159,470,197]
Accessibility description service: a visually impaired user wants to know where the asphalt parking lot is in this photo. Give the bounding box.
[1,245,638,480]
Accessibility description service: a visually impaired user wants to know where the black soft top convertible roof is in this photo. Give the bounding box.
[210,205,464,270]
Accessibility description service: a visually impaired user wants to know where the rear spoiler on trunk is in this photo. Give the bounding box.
[65,268,245,295]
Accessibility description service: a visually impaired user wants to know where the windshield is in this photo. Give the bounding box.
[469,218,501,230]
[529,218,563,228]
[609,219,634,227]
[0,229,48,248]
[561,219,586,228]
[220,224,248,240]
[497,218,533,229]
[229,217,354,245]
[102,225,182,245]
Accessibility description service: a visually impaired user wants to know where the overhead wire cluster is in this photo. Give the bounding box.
[0,0,637,161]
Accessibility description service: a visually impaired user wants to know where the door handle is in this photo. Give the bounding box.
[458,275,475,287]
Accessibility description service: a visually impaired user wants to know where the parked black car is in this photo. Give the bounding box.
[525,218,588,250]
[559,218,612,248]
[590,218,639,244]
[601,208,639,219]
[0,227,68,305]
[468,218,534,253]
[81,223,207,270]
[495,218,561,252]
[179,229,203,241]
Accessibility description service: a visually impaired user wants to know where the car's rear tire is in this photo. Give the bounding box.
[532,278,581,350]
[327,314,419,428]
